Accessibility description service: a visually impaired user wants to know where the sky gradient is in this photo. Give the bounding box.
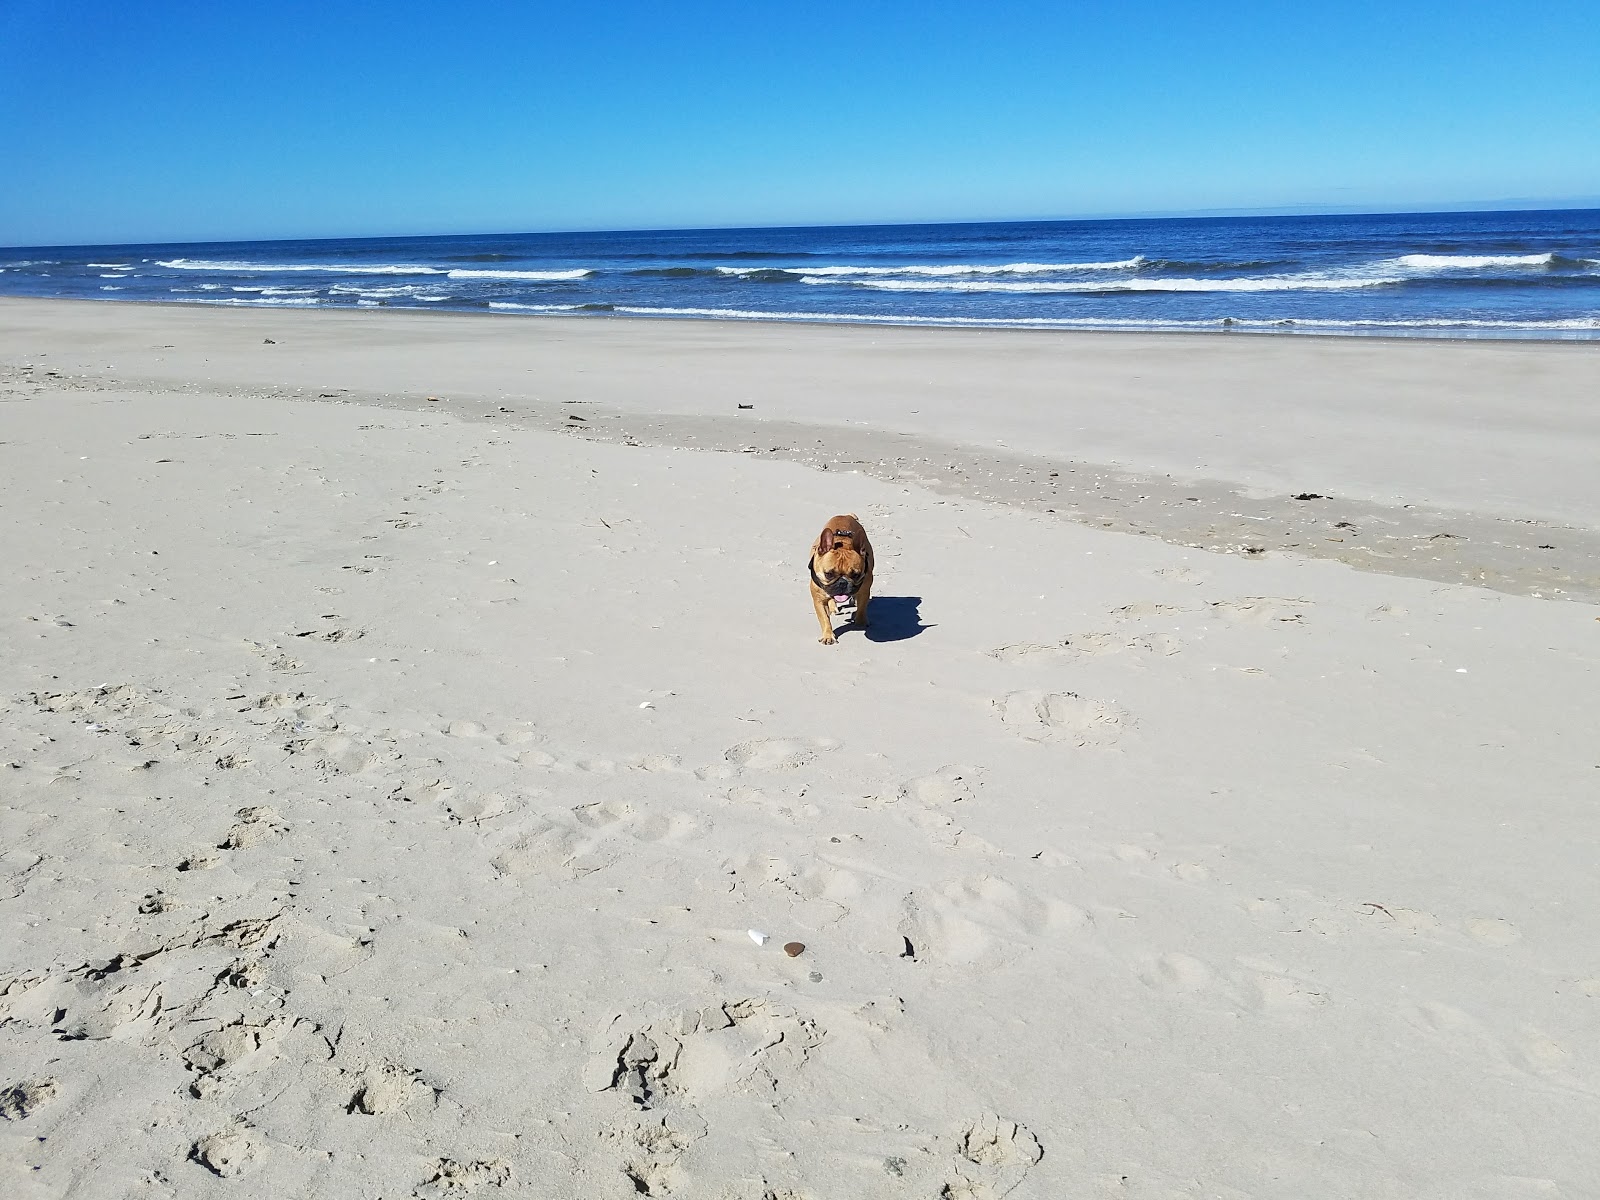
[3,1,1597,246]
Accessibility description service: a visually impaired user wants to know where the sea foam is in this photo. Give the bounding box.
[808,273,1404,293]
[158,258,448,275]
[446,268,592,281]
[1394,253,1556,270]
[720,258,1144,278]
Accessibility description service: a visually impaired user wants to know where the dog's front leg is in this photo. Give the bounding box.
[812,589,837,644]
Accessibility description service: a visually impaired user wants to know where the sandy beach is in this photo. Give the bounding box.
[3,298,1598,1198]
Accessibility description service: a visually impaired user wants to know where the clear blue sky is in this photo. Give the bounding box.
[3,0,1597,246]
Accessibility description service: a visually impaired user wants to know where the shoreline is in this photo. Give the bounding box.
[11,291,1600,345]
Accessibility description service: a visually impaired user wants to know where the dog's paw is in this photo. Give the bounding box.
[819,633,837,645]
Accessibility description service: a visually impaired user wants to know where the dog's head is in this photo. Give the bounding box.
[813,525,867,598]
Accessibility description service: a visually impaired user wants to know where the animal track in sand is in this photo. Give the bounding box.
[218,805,287,850]
[1141,565,1209,584]
[723,737,837,772]
[439,791,520,826]
[1112,601,1190,620]
[993,690,1130,746]
[573,800,704,844]
[988,631,1181,663]
[294,732,381,774]
[942,1115,1043,1199]
[720,784,823,822]
[416,1158,512,1196]
[1208,596,1312,625]
[190,1126,263,1178]
[1104,843,1214,884]
[601,1116,700,1197]
[0,1077,59,1120]
[291,625,365,643]
[898,765,981,806]
[345,1060,439,1115]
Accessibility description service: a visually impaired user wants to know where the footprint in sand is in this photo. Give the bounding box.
[574,801,704,845]
[901,878,1086,966]
[190,1126,263,1178]
[588,998,825,1110]
[490,818,614,880]
[898,766,981,806]
[600,1117,698,1198]
[345,1060,439,1116]
[993,690,1130,747]
[295,733,380,774]
[1140,952,1214,993]
[942,1115,1043,1199]
[0,1077,60,1120]
[440,791,520,826]
[218,805,287,850]
[183,1018,283,1098]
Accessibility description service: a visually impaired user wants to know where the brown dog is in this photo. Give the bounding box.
[809,514,874,644]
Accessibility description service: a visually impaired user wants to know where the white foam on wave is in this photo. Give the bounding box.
[446,267,592,281]
[231,285,323,296]
[88,263,130,269]
[99,272,131,278]
[718,258,1143,278]
[329,283,455,300]
[487,301,590,312]
[1394,252,1555,270]
[171,296,323,307]
[158,258,447,275]
[807,272,1403,294]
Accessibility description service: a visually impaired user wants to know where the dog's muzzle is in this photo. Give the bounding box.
[810,556,862,601]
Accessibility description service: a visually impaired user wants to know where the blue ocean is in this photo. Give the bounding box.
[3,208,1598,339]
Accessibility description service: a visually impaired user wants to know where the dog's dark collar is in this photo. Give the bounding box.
[809,556,862,597]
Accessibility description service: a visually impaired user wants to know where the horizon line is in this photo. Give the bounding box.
[5,197,1599,252]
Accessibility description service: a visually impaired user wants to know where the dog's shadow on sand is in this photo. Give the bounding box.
[862,595,930,642]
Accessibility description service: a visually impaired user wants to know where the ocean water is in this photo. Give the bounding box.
[3,209,1598,339]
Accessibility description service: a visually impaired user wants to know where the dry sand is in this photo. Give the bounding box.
[2,299,1598,1198]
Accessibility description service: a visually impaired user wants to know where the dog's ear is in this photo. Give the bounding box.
[815,526,836,558]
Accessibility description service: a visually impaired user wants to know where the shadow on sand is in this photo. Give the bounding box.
[861,595,929,643]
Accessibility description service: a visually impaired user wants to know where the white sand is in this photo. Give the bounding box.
[2,301,1598,1198]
